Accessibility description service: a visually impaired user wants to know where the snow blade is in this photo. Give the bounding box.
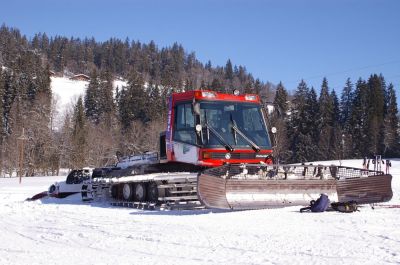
[197,164,393,210]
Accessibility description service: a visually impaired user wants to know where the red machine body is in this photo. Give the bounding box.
[161,90,273,167]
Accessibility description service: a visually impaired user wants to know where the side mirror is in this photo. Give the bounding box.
[271,127,278,150]
[195,124,202,134]
[195,124,203,145]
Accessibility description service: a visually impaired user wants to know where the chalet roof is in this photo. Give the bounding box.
[70,74,90,81]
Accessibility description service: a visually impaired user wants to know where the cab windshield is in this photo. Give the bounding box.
[200,101,271,149]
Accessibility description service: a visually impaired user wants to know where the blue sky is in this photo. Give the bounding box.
[1,0,399,99]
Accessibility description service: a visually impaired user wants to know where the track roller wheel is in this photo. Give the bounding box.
[122,183,134,201]
[133,183,147,201]
[111,185,118,199]
[146,182,158,202]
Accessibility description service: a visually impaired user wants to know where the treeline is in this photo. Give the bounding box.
[1,24,271,94]
[271,76,400,163]
[0,24,399,176]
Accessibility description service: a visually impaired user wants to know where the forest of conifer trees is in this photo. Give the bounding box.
[0,25,399,176]
[271,77,400,163]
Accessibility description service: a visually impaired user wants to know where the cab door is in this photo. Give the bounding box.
[171,102,199,164]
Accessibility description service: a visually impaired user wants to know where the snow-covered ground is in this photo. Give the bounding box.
[0,159,399,265]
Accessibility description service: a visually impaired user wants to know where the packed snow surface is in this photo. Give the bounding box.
[0,159,399,265]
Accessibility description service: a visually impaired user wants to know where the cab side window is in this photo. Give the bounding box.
[66,170,83,184]
[174,103,196,144]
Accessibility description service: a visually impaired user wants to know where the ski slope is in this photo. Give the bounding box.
[51,76,127,127]
[0,159,399,265]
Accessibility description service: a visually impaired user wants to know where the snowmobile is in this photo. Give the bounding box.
[80,90,393,210]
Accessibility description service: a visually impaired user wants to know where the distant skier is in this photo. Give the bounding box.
[386,160,392,174]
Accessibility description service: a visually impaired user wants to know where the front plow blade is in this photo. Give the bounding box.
[197,164,393,210]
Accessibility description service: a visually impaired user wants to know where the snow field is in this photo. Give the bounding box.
[0,159,399,265]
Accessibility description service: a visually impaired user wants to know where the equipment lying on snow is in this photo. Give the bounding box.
[299,194,330,213]
[331,201,359,213]
[43,90,393,210]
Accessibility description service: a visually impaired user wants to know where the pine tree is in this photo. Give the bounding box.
[289,80,315,162]
[36,63,52,96]
[2,98,22,176]
[160,48,175,89]
[84,70,100,123]
[318,78,334,160]
[0,71,4,157]
[225,59,233,80]
[119,70,146,129]
[205,60,212,70]
[273,82,288,117]
[210,78,223,92]
[254,79,262,95]
[306,87,320,161]
[340,78,354,158]
[350,78,369,157]
[2,70,17,134]
[0,71,4,135]
[366,74,385,155]
[145,81,163,121]
[71,97,87,168]
[329,89,342,160]
[271,82,289,162]
[380,74,388,114]
[0,70,5,174]
[383,83,400,156]
[319,78,333,126]
[98,69,115,126]
[25,92,53,175]
[340,78,353,127]
[293,80,308,107]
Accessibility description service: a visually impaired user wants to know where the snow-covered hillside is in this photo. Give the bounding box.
[0,159,399,265]
[51,77,89,114]
[51,76,127,126]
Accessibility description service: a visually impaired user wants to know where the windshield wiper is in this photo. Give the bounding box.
[204,122,234,152]
[230,116,261,152]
